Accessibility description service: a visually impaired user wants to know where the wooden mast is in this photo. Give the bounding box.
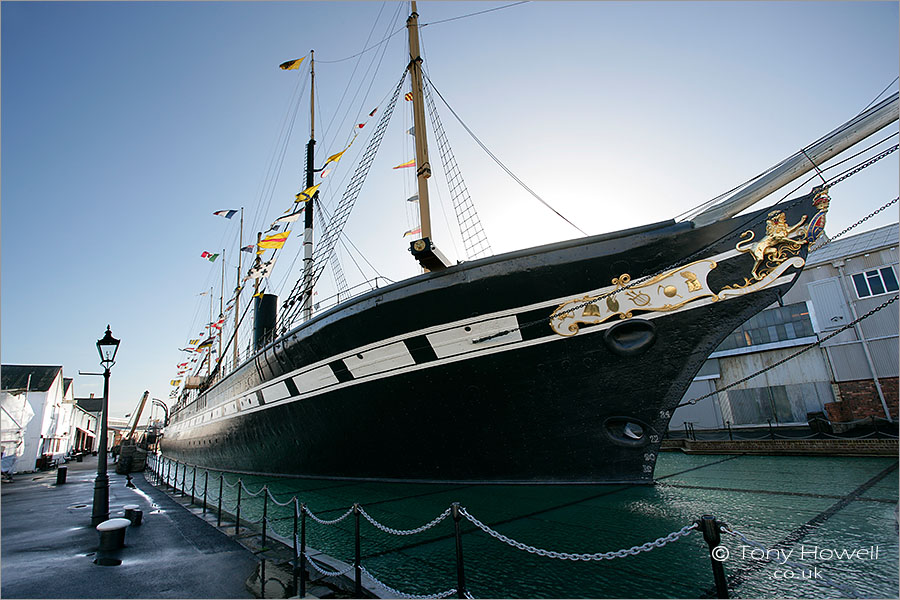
[406,2,449,272]
[233,207,242,369]
[301,50,316,321]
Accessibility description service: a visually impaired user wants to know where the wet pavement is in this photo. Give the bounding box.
[1,454,257,598]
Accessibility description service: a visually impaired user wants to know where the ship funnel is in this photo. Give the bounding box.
[254,293,278,350]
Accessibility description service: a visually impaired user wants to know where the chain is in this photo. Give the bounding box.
[810,196,899,253]
[823,144,898,190]
[679,294,898,407]
[302,553,355,577]
[358,506,451,536]
[239,481,266,497]
[720,526,863,599]
[359,566,457,599]
[303,505,355,525]
[463,591,476,599]
[460,507,696,560]
[265,488,296,507]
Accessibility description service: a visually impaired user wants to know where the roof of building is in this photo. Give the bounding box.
[1,365,63,393]
[63,378,73,396]
[806,222,898,267]
[75,397,103,413]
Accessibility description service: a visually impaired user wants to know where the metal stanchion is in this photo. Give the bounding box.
[190,466,196,504]
[235,481,242,535]
[698,515,729,599]
[261,487,269,549]
[217,474,224,527]
[299,502,307,598]
[451,503,468,599]
[203,471,209,513]
[353,503,362,597]
[172,461,178,493]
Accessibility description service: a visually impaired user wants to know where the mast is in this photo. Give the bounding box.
[693,92,899,227]
[234,207,242,369]
[406,2,450,272]
[207,286,213,377]
[219,248,224,361]
[301,50,316,321]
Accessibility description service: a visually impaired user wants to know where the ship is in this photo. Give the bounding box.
[160,4,899,483]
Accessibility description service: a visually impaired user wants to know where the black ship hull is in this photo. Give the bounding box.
[161,191,826,483]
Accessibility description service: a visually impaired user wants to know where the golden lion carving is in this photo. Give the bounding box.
[735,210,808,281]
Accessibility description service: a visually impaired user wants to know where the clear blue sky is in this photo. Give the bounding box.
[3,1,898,420]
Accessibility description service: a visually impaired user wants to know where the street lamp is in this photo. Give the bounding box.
[91,325,120,527]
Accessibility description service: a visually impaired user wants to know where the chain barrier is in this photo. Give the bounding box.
[303,505,355,525]
[266,488,297,507]
[720,525,863,599]
[239,481,266,497]
[358,506,452,536]
[463,591,475,599]
[460,507,697,560]
[679,294,898,407]
[302,553,355,578]
[359,565,457,599]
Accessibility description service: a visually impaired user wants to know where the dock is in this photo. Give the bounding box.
[0,455,258,599]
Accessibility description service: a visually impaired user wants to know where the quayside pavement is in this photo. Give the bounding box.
[1,455,258,599]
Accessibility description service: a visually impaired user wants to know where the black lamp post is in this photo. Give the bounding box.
[91,325,120,527]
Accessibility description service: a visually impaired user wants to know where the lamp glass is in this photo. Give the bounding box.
[96,325,120,367]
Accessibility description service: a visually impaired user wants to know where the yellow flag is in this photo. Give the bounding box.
[295,184,321,203]
[279,57,305,70]
[325,148,348,164]
[258,230,291,249]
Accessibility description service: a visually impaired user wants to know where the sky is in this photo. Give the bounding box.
[2,1,898,421]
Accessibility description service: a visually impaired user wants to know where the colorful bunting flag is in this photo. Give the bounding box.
[404,92,413,101]
[279,57,305,70]
[403,227,422,237]
[240,245,256,253]
[178,347,195,352]
[407,194,419,203]
[170,379,181,386]
[275,208,305,224]
[369,107,378,117]
[197,338,214,349]
[247,260,275,279]
[213,209,237,219]
[295,184,321,203]
[407,126,415,136]
[356,122,366,129]
[188,339,199,345]
[393,159,416,170]
[258,231,291,250]
[325,148,348,165]
[200,251,220,262]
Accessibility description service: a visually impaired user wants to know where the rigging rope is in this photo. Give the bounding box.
[278,71,408,331]
[424,72,588,236]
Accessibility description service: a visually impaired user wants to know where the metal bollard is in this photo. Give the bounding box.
[293,499,301,597]
[353,503,362,597]
[171,462,177,492]
[451,503,468,599]
[203,471,209,513]
[698,515,729,599]
[56,465,68,485]
[190,466,196,504]
[181,462,187,496]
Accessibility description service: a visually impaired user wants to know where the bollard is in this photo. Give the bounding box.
[172,462,178,493]
[299,502,307,598]
[123,504,143,526]
[181,462,187,497]
[698,515,729,599]
[191,466,196,504]
[235,481,242,535]
[96,518,131,551]
[56,465,68,485]
[353,504,362,597]
[217,474,224,527]
[451,503,468,599]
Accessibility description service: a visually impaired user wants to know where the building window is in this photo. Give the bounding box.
[716,302,815,352]
[851,266,899,299]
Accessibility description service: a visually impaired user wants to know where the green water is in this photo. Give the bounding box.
[156,454,899,599]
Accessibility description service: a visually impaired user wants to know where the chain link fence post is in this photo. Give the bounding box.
[181,461,187,496]
[203,470,209,513]
[261,486,269,549]
[698,515,729,599]
[451,503,468,599]
[190,465,196,504]
[217,473,223,527]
